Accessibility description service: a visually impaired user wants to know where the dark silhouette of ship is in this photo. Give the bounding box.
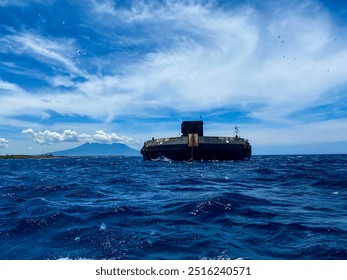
[141,121,251,161]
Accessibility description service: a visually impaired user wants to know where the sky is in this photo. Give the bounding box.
[0,0,347,155]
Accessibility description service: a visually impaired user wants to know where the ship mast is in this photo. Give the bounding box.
[234,125,239,138]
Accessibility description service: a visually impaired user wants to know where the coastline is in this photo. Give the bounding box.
[0,154,56,159]
[0,155,137,159]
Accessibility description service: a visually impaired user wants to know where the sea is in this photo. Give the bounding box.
[0,154,346,260]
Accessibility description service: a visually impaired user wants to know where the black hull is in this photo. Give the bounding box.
[141,142,251,161]
[141,121,251,161]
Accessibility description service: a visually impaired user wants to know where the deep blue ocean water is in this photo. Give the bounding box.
[0,155,346,260]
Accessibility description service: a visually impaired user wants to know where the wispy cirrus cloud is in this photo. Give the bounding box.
[0,0,52,7]
[0,32,86,79]
[77,0,347,123]
[1,1,346,123]
[0,79,25,94]
[22,128,138,146]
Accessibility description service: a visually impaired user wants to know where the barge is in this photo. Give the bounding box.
[141,121,251,161]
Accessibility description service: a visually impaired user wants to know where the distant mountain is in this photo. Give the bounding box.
[51,143,140,156]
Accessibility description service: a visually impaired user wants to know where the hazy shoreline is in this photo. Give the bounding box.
[0,155,137,159]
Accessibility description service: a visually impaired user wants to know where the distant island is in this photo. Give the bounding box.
[0,154,56,159]
[51,143,139,156]
[0,143,140,159]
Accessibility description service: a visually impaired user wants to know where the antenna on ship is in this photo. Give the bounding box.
[234,125,239,138]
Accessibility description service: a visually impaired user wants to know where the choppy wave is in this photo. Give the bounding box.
[0,155,346,259]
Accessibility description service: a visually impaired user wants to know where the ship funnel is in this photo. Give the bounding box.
[181,121,204,136]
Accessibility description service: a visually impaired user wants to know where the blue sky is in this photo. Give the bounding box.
[0,0,347,155]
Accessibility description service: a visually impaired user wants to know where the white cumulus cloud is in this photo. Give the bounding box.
[0,138,9,148]
[22,128,138,146]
